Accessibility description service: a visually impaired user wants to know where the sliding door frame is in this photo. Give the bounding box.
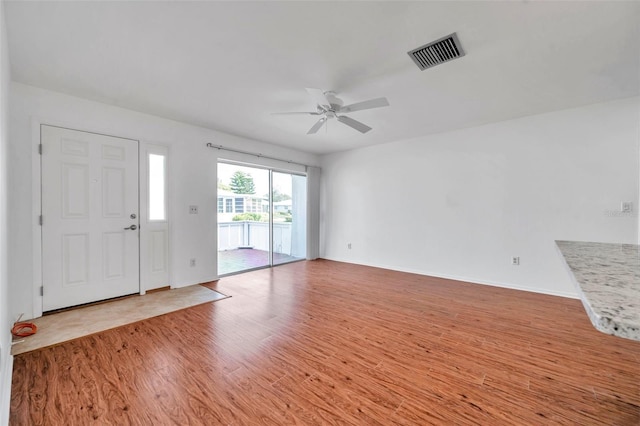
[217,160,307,277]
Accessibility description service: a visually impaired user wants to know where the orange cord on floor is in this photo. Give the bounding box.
[11,314,37,337]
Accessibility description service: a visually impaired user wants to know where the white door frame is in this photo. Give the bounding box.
[31,118,170,318]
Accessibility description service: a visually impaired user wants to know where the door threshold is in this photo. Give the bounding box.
[218,265,271,278]
[44,292,140,316]
[218,258,306,278]
[146,286,171,294]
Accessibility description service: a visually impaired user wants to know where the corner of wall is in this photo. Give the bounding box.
[0,0,12,423]
[637,99,640,245]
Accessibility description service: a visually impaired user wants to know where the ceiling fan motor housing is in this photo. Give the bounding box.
[273,88,388,134]
[324,91,343,110]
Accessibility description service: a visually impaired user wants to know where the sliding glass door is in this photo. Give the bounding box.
[217,162,306,276]
[272,171,306,266]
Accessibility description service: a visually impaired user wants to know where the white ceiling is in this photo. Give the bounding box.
[5,1,640,155]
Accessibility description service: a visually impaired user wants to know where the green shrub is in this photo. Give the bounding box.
[232,213,262,221]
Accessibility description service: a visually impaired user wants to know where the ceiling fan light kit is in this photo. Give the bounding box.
[272,88,390,135]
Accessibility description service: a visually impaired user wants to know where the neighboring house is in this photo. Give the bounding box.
[273,200,292,213]
[217,189,267,222]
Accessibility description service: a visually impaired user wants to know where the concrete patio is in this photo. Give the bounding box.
[218,248,302,275]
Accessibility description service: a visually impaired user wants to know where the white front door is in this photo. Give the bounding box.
[41,125,140,311]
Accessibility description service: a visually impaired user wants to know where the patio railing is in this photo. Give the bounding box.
[218,221,293,254]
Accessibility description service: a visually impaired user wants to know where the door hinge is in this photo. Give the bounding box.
[40,286,44,296]
[39,215,43,226]
[38,144,42,155]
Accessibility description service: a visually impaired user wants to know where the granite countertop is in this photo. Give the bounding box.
[556,240,640,341]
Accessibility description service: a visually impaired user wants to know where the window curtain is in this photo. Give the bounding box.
[306,166,321,260]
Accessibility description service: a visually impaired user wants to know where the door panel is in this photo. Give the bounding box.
[140,146,169,290]
[102,167,125,217]
[62,233,89,286]
[42,125,139,311]
[103,232,125,279]
[61,163,89,218]
[150,230,167,274]
[272,171,307,266]
[217,163,270,275]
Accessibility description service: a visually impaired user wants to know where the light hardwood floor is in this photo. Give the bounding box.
[10,260,640,425]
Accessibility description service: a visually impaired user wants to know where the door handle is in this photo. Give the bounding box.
[124,225,138,231]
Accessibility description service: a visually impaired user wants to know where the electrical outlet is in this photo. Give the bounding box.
[190,258,196,267]
[189,205,198,214]
[511,256,520,266]
[347,243,352,249]
[621,201,633,213]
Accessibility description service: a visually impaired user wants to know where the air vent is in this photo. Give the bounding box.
[408,33,465,71]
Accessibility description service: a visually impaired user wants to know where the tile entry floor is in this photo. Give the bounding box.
[11,285,228,355]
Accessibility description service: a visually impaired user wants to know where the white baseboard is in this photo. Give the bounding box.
[321,257,580,300]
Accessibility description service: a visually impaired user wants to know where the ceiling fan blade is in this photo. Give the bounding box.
[305,88,333,110]
[339,97,389,113]
[307,117,326,134]
[337,115,372,133]
[271,111,322,115]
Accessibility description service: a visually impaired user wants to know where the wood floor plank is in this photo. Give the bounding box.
[11,259,640,425]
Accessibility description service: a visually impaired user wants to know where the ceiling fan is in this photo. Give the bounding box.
[272,88,390,134]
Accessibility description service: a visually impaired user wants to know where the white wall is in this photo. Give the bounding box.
[0,1,10,423]
[638,104,640,245]
[9,82,319,321]
[321,97,640,297]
